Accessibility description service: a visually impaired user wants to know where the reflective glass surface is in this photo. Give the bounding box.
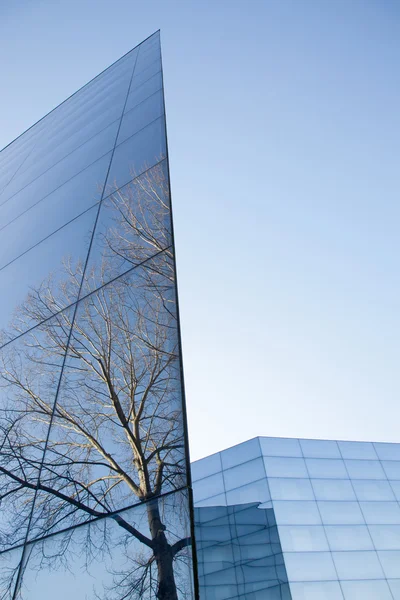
[193,436,400,599]
[0,31,195,600]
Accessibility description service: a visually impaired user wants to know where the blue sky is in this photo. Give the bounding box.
[1,0,400,461]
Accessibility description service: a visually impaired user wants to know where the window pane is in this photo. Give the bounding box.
[352,479,395,501]
[268,478,314,501]
[278,525,329,551]
[306,458,347,479]
[360,501,400,524]
[283,551,337,581]
[260,436,302,457]
[290,581,344,600]
[220,437,261,470]
[369,524,400,550]
[263,456,308,478]
[325,525,373,550]
[374,442,400,461]
[382,460,400,480]
[333,550,384,579]
[18,490,193,600]
[300,439,340,459]
[117,90,164,145]
[318,502,364,525]
[191,453,222,482]
[223,458,266,491]
[312,479,356,501]
[338,441,378,460]
[341,579,393,599]
[378,550,400,578]
[344,459,386,479]
[273,501,321,525]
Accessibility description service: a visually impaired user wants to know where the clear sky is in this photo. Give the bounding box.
[1,0,400,461]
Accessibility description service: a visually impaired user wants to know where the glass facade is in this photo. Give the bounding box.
[192,437,400,600]
[0,32,196,600]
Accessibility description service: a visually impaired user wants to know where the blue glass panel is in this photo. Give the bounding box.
[325,525,374,550]
[273,501,321,525]
[18,490,193,600]
[223,458,265,491]
[369,524,400,550]
[1,120,118,204]
[84,159,171,291]
[311,479,356,501]
[191,453,222,482]
[260,437,302,457]
[225,478,270,505]
[0,207,97,339]
[131,59,161,89]
[220,437,261,470]
[306,458,347,479]
[333,550,384,579]
[283,551,337,581]
[388,579,400,599]
[263,456,308,478]
[117,90,164,146]
[0,546,23,600]
[194,493,227,508]
[268,478,314,501]
[193,473,225,503]
[389,480,400,500]
[360,501,400,524]
[300,439,340,458]
[125,72,163,113]
[0,152,110,234]
[0,306,74,551]
[344,459,386,479]
[105,117,166,194]
[352,479,395,501]
[341,579,393,599]
[317,502,364,525]
[374,442,400,461]
[378,550,400,578]
[382,460,400,480]
[278,525,329,551]
[338,441,378,459]
[289,581,344,600]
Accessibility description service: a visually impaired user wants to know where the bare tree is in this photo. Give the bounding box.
[0,161,193,600]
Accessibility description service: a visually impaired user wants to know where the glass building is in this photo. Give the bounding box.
[0,32,196,600]
[192,436,400,600]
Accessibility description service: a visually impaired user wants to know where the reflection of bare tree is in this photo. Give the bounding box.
[0,162,192,600]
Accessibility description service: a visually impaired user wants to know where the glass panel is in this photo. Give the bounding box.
[311,479,356,501]
[85,159,171,290]
[341,579,393,599]
[389,480,400,500]
[374,442,400,461]
[332,550,384,579]
[382,460,400,480]
[225,478,270,505]
[105,116,166,194]
[260,437,302,458]
[263,456,308,478]
[268,478,314,501]
[125,72,163,113]
[369,524,400,550]
[0,205,97,339]
[283,551,337,581]
[388,579,400,599]
[195,502,289,600]
[305,458,348,479]
[324,525,373,550]
[278,525,329,551]
[220,437,261,470]
[0,152,111,236]
[117,90,164,145]
[317,502,364,525]
[191,453,222,482]
[273,501,321,525]
[378,550,400,578]
[131,59,161,89]
[338,441,378,460]
[1,120,118,205]
[289,581,344,600]
[28,255,186,536]
[352,479,395,501]
[344,459,386,479]
[18,490,193,600]
[300,439,340,459]
[360,501,400,524]
[193,473,225,503]
[0,306,73,551]
[223,458,265,491]
[0,546,24,600]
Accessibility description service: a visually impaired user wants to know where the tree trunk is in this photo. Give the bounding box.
[147,499,178,600]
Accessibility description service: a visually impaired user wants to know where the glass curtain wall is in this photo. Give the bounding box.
[0,31,195,600]
[192,436,400,600]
